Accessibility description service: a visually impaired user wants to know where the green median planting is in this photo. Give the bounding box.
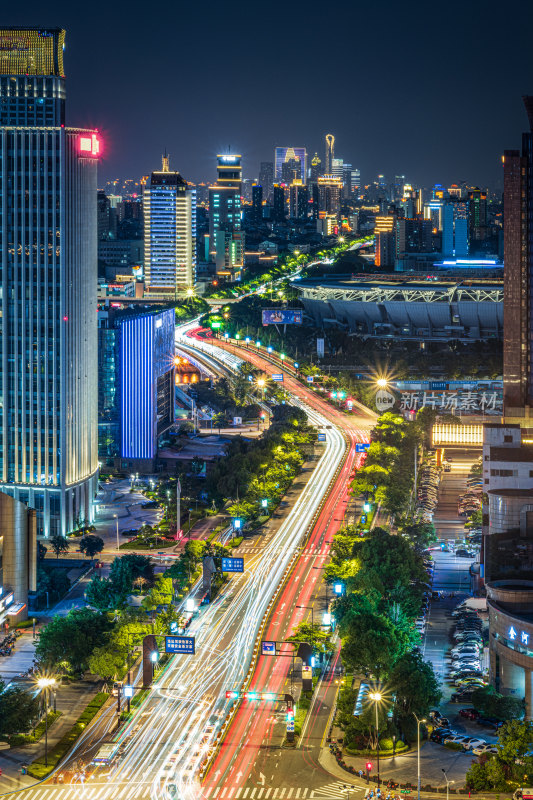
[28,692,109,779]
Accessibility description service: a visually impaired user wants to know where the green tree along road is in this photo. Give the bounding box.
[466,719,533,790]
[36,608,114,673]
[327,410,444,750]
[0,680,40,740]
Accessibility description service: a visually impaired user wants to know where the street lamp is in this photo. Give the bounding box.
[368,691,382,785]
[35,676,57,767]
[414,713,427,800]
[442,769,454,800]
[376,378,388,388]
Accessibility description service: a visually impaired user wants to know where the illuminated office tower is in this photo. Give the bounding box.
[274,147,307,185]
[468,187,488,243]
[351,168,361,195]
[0,27,99,536]
[289,184,309,219]
[442,201,469,256]
[273,184,287,222]
[325,134,335,174]
[209,154,244,280]
[144,155,196,298]
[310,153,322,183]
[317,175,343,217]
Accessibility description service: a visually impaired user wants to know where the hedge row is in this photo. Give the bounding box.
[28,692,109,779]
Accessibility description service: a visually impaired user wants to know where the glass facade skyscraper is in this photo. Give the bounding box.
[143,155,196,298]
[0,27,99,536]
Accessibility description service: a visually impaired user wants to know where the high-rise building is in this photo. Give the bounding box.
[325,134,335,175]
[144,155,196,298]
[331,158,344,182]
[259,161,274,202]
[273,185,287,222]
[351,168,361,195]
[317,175,343,218]
[0,491,37,622]
[395,218,434,256]
[442,201,469,257]
[209,154,244,280]
[468,187,488,242]
[310,153,322,183]
[289,184,309,219]
[0,27,99,537]
[503,98,533,416]
[97,306,175,472]
[274,147,307,185]
[341,162,352,198]
[252,183,263,222]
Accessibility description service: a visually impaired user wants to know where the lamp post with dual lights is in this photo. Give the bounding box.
[368,691,382,785]
[442,769,454,800]
[35,676,57,767]
[414,713,426,800]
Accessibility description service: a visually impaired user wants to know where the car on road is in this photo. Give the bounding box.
[478,717,504,729]
[451,691,474,703]
[456,549,475,558]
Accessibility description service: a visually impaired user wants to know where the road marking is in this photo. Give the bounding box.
[266,790,272,798]
[221,789,228,798]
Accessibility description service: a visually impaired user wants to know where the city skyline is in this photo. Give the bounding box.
[3,0,531,190]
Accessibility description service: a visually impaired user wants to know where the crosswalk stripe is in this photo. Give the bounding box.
[249,791,256,799]
[242,790,250,798]
[235,790,242,798]
[221,789,227,798]
[266,791,272,798]
[287,790,293,798]
[296,791,301,798]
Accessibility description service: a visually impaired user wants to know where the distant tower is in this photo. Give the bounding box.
[310,154,322,183]
[325,134,335,174]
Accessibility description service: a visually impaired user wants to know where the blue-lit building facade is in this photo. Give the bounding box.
[208,154,244,280]
[98,307,175,472]
[0,28,99,536]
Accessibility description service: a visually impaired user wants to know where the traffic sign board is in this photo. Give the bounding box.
[306,376,314,383]
[272,373,284,382]
[356,442,370,452]
[165,635,195,655]
[317,433,326,442]
[221,557,244,573]
[261,640,276,656]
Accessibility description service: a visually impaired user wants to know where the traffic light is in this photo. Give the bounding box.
[262,692,276,702]
[225,690,239,699]
[286,707,294,721]
[366,762,373,772]
[244,691,259,701]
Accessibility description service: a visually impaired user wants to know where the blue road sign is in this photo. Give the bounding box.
[165,635,195,655]
[356,442,370,452]
[262,640,276,656]
[272,373,284,382]
[317,433,326,442]
[306,376,314,383]
[221,557,244,573]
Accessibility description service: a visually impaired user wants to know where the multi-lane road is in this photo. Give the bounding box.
[178,327,376,799]
[0,323,370,800]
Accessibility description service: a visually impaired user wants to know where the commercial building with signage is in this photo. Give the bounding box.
[98,306,175,471]
[0,27,99,536]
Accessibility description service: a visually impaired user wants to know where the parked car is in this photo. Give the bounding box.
[451,691,474,703]
[444,734,468,745]
[430,729,453,743]
[478,717,503,729]
[456,549,475,558]
[435,716,450,728]
[473,744,498,756]
[462,737,487,750]
[459,708,481,720]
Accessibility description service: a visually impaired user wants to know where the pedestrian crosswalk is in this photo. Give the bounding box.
[207,781,365,799]
[4,782,152,800]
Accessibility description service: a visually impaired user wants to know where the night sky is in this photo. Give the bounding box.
[4,0,533,189]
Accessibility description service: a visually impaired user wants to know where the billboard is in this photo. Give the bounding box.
[221,557,244,573]
[165,635,195,655]
[262,309,303,325]
[262,640,276,656]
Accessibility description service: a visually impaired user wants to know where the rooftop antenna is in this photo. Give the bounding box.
[162,150,169,172]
